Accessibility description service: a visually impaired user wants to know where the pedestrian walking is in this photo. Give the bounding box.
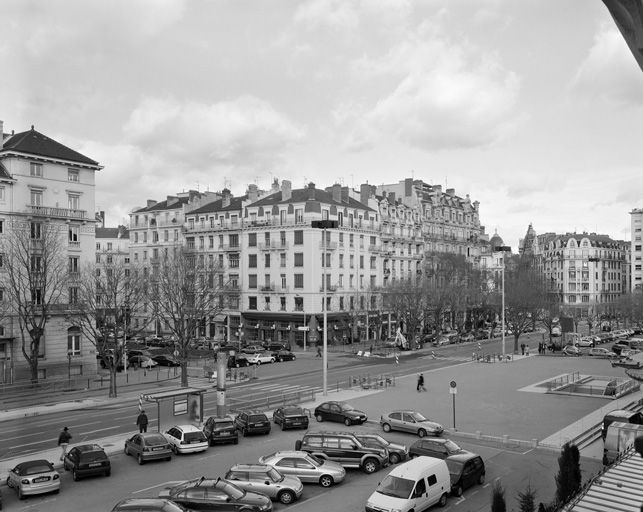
[316,346,322,357]
[58,426,72,461]
[136,410,149,433]
[525,345,530,356]
[369,344,373,355]
[520,343,525,355]
[416,373,426,392]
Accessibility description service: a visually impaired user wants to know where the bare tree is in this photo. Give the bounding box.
[67,260,149,397]
[2,219,69,383]
[151,247,227,387]
[384,280,427,348]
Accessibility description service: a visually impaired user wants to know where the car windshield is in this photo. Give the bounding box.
[445,458,465,478]
[410,412,428,422]
[145,434,168,444]
[339,403,355,411]
[376,475,414,499]
[218,479,245,499]
[267,467,284,482]
[444,440,461,452]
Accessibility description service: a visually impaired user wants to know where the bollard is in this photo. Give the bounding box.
[476,430,481,440]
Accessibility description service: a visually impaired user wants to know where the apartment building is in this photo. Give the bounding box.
[630,208,643,291]
[0,122,102,382]
[523,227,629,317]
[96,218,129,267]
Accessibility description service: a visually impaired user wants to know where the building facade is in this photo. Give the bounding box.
[0,122,102,382]
[630,208,643,291]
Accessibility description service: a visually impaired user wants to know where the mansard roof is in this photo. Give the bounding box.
[250,188,375,212]
[189,195,247,215]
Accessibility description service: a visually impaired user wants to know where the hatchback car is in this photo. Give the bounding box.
[409,438,464,459]
[576,337,595,348]
[224,464,303,504]
[111,498,189,512]
[203,415,239,445]
[380,410,444,437]
[124,432,173,464]
[588,347,618,359]
[247,352,276,365]
[273,406,309,430]
[354,433,409,464]
[63,444,111,480]
[445,453,486,497]
[164,425,209,454]
[259,450,346,487]
[241,344,265,354]
[272,350,296,362]
[235,410,271,436]
[6,459,60,499]
[314,401,367,425]
[159,477,272,512]
[562,345,581,356]
[228,354,251,368]
[152,354,180,366]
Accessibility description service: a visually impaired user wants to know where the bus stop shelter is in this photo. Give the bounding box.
[140,387,208,431]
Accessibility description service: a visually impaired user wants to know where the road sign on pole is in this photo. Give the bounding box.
[450,381,457,429]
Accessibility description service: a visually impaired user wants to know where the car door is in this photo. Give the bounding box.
[388,412,403,431]
[322,436,347,465]
[413,477,429,510]
[273,407,283,426]
[205,487,238,511]
[130,435,142,457]
[461,460,478,490]
[292,457,317,483]
[329,403,342,422]
[174,488,209,511]
[274,457,298,479]
[247,470,274,498]
[401,412,417,433]
[339,437,361,467]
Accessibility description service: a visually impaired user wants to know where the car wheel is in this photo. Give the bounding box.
[171,444,178,454]
[418,428,427,438]
[389,452,401,464]
[278,357,283,362]
[256,361,261,366]
[344,418,352,427]
[438,493,448,507]
[242,428,248,437]
[281,423,286,431]
[478,473,486,485]
[233,438,239,445]
[124,445,129,456]
[278,490,296,504]
[453,485,463,497]
[316,414,323,422]
[319,475,333,487]
[363,458,379,474]
[72,469,79,481]
[382,423,392,433]
[105,469,111,477]
[270,358,275,364]
[137,454,144,465]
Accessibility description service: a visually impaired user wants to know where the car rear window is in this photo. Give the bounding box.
[145,434,167,444]
[215,420,234,428]
[184,432,206,442]
[284,408,303,415]
[79,451,107,463]
[23,464,52,475]
[249,414,267,422]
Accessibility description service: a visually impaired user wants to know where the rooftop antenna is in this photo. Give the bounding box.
[196,181,200,192]
[350,174,354,189]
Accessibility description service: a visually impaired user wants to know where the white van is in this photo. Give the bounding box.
[365,456,450,512]
[603,421,643,465]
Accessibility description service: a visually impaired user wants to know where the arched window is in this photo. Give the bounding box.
[67,327,81,356]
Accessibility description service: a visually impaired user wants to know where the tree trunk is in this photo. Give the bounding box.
[181,361,189,387]
[109,366,118,398]
[29,336,41,384]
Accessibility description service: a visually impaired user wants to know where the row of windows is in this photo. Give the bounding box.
[246,294,378,312]
[132,229,180,243]
[29,162,80,183]
[246,273,377,290]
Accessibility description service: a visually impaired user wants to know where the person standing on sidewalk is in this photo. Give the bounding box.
[417,373,426,392]
[316,346,322,357]
[136,410,149,433]
[58,426,72,461]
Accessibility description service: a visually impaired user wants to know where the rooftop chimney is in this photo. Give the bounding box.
[307,182,316,200]
[433,185,442,194]
[446,188,455,197]
[388,191,396,203]
[331,183,341,203]
[360,183,372,205]
[248,184,259,203]
[341,186,349,203]
[281,180,292,201]
[271,178,280,194]
[222,188,231,208]
[404,178,413,197]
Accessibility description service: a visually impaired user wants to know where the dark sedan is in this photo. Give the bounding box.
[409,438,465,459]
[63,444,111,480]
[446,452,486,497]
[124,433,173,465]
[272,350,296,362]
[159,477,273,511]
[152,354,180,367]
[273,406,309,430]
[314,401,367,426]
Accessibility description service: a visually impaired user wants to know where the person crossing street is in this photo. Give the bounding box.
[417,373,426,392]
[58,427,72,461]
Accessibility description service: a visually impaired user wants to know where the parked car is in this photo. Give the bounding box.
[611,343,629,356]
[152,354,180,367]
[272,350,296,362]
[460,333,475,343]
[265,342,292,352]
[164,425,208,454]
[247,352,276,365]
[63,444,111,480]
[258,450,346,487]
[295,431,388,474]
[111,498,189,512]
[241,344,265,354]
[235,410,271,436]
[409,438,464,459]
[224,464,303,504]
[227,354,251,368]
[203,415,239,445]
[273,406,309,431]
[588,347,618,358]
[314,401,367,426]
[158,477,272,512]
[353,433,409,464]
[127,348,153,358]
[577,337,595,348]
[6,459,60,499]
[128,355,158,369]
[433,336,451,347]
[380,410,444,437]
[562,345,581,356]
[124,432,173,464]
[445,452,486,497]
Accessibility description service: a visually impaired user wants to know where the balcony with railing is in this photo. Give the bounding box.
[260,283,275,292]
[27,205,86,220]
[319,284,337,292]
[318,241,338,250]
[220,244,241,252]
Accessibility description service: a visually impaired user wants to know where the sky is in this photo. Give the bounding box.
[2,0,643,249]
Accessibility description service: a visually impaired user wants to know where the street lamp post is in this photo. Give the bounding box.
[67,350,72,388]
[495,246,512,359]
[312,220,338,396]
[303,309,307,352]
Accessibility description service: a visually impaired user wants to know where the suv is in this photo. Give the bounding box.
[224,464,303,504]
[353,433,408,465]
[234,410,271,436]
[295,431,388,474]
[203,415,239,445]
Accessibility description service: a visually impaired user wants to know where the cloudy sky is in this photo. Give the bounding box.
[2,0,642,249]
